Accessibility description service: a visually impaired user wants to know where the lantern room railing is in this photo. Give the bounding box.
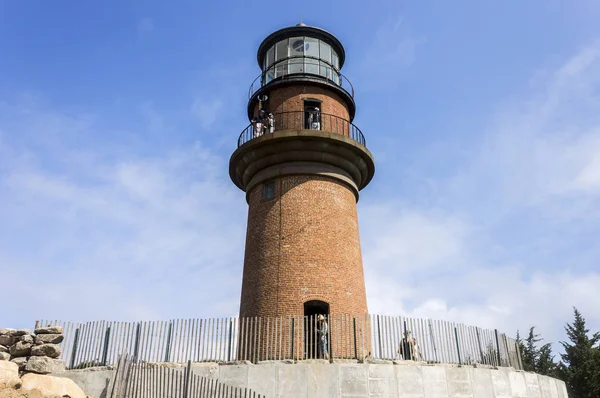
[237,111,366,148]
[248,58,355,99]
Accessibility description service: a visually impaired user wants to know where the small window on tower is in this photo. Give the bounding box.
[263,181,275,200]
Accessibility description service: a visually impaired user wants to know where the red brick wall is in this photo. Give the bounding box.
[239,174,368,319]
[254,84,350,121]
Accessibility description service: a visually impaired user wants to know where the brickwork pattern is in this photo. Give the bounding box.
[253,84,351,121]
[239,174,368,319]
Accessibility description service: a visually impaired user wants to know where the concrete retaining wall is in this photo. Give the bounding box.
[63,361,569,398]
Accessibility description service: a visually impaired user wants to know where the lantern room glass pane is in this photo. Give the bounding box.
[305,37,319,58]
[331,50,339,69]
[289,37,304,57]
[276,39,288,61]
[266,46,275,69]
[319,41,331,64]
[264,67,275,84]
[332,71,340,85]
[305,58,319,75]
[289,58,303,74]
[275,60,287,78]
[319,60,328,77]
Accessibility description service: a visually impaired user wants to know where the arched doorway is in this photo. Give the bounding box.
[304,300,329,358]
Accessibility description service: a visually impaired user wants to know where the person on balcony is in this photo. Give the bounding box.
[317,315,329,360]
[267,113,275,133]
[253,113,265,138]
[308,107,321,130]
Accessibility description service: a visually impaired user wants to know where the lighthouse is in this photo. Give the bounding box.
[230,23,375,326]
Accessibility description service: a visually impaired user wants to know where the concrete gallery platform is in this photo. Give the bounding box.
[63,360,568,398]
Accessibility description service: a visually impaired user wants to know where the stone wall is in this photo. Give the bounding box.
[0,327,65,375]
[1,326,89,397]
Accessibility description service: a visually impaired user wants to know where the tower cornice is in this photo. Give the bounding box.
[229,129,375,202]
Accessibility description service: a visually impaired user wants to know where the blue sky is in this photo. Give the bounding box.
[1,0,600,351]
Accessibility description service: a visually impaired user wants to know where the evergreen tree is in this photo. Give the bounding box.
[518,327,540,372]
[536,342,557,377]
[557,307,600,398]
[516,326,557,376]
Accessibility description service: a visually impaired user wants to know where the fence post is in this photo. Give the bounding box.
[328,316,332,363]
[428,320,438,363]
[353,318,358,360]
[227,319,233,362]
[101,326,111,366]
[70,328,80,369]
[515,340,523,370]
[290,317,295,360]
[476,328,484,364]
[164,322,173,362]
[377,316,382,359]
[133,323,141,359]
[122,355,134,397]
[503,334,511,367]
[454,327,462,366]
[183,359,192,398]
[494,329,502,366]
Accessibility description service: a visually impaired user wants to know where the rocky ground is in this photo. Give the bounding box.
[0,388,47,398]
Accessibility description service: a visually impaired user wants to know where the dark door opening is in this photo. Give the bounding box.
[303,100,321,130]
[304,300,329,359]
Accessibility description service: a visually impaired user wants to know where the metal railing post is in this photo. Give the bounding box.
[227,319,233,362]
[454,327,461,366]
[164,322,173,362]
[69,328,80,369]
[327,315,332,363]
[377,316,382,359]
[101,326,111,366]
[290,317,295,360]
[353,318,358,360]
[133,323,141,359]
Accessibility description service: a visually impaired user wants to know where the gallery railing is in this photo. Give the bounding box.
[37,314,522,370]
[237,110,366,147]
[248,57,355,99]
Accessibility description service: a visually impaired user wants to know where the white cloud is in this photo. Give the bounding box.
[361,204,468,272]
[0,100,247,328]
[448,41,600,220]
[361,40,600,349]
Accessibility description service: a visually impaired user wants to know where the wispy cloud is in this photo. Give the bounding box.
[362,39,600,348]
[0,99,247,328]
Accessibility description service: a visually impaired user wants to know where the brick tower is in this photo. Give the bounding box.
[230,24,374,329]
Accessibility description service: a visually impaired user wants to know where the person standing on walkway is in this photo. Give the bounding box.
[317,315,329,360]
